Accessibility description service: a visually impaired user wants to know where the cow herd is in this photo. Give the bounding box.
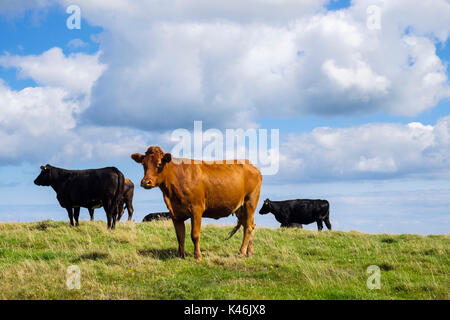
[34,146,331,260]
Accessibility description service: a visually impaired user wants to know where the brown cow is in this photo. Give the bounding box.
[131,146,262,260]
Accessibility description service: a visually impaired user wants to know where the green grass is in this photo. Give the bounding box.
[0,220,448,299]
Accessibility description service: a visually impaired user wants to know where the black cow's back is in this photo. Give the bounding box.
[142,212,171,222]
[269,199,329,225]
[56,167,123,209]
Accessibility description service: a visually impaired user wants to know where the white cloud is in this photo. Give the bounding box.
[2,1,449,129]
[322,59,390,96]
[0,76,158,165]
[0,49,108,165]
[67,39,89,50]
[351,0,450,43]
[0,48,106,97]
[0,81,77,134]
[0,47,169,166]
[47,0,450,130]
[0,48,138,165]
[0,80,79,164]
[274,117,450,182]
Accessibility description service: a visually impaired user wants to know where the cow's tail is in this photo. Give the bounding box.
[112,168,125,220]
[226,221,242,240]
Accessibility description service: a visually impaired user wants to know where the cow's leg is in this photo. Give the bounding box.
[106,213,112,229]
[89,208,94,221]
[324,217,332,230]
[241,187,260,257]
[74,207,80,227]
[172,218,186,258]
[111,212,117,229]
[105,198,118,230]
[117,200,125,221]
[317,220,323,231]
[239,202,257,257]
[126,200,134,222]
[66,207,74,226]
[104,202,112,229]
[191,211,203,260]
[239,211,256,257]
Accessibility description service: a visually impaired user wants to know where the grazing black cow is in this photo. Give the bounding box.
[89,178,135,222]
[142,212,171,222]
[259,198,331,231]
[34,165,124,229]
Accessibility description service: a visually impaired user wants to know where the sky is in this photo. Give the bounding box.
[0,0,449,234]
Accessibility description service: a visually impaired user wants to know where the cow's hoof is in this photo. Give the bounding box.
[194,252,202,261]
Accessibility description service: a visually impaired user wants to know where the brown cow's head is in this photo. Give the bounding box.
[131,146,172,189]
[34,165,53,186]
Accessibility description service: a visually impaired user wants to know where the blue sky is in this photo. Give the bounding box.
[0,0,449,234]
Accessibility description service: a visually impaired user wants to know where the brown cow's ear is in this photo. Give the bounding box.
[162,153,172,163]
[131,153,144,163]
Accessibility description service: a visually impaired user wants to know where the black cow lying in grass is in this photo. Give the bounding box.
[142,212,171,222]
[259,198,331,231]
[34,165,124,229]
[89,178,135,222]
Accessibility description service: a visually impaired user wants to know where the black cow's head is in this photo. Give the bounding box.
[259,198,272,215]
[34,165,53,186]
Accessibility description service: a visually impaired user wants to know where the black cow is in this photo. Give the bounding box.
[34,165,124,229]
[142,212,171,222]
[259,198,331,231]
[89,178,135,222]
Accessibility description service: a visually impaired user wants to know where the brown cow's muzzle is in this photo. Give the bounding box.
[140,178,155,189]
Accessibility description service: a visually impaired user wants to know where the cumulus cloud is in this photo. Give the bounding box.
[0,47,106,97]
[0,48,128,165]
[46,0,450,130]
[0,76,158,165]
[0,80,78,164]
[0,48,110,165]
[273,117,450,182]
[0,48,170,166]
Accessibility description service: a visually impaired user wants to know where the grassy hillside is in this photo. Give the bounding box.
[0,220,448,300]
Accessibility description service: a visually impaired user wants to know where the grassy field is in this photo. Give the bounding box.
[0,220,448,300]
